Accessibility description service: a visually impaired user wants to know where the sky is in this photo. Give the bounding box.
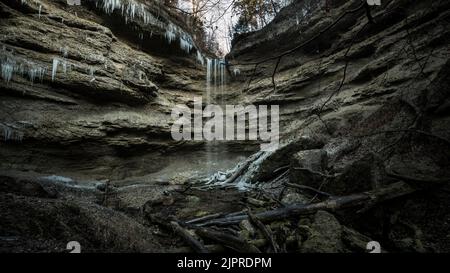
[178,0,239,55]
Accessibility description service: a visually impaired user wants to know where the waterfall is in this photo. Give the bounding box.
[205,58,226,104]
[204,58,227,175]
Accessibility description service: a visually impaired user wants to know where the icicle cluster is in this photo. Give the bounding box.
[179,36,193,54]
[96,0,164,27]
[94,0,204,64]
[0,44,98,85]
[0,123,24,142]
[0,47,47,85]
[164,24,177,44]
[51,46,73,82]
[196,51,205,66]
[201,151,269,191]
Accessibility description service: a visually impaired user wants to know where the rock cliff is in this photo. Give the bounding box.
[0,0,218,180]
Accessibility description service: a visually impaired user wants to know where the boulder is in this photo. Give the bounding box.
[0,174,56,198]
[300,211,345,253]
[324,153,386,195]
[281,192,309,205]
[289,149,328,188]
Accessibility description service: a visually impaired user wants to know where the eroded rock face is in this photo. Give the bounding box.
[224,0,450,252]
[0,0,211,179]
[227,0,450,143]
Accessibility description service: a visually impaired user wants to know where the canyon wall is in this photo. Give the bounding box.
[0,0,217,180]
[0,0,449,252]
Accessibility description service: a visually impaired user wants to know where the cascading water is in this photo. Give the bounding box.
[204,58,227,177]
[205,58,226,107]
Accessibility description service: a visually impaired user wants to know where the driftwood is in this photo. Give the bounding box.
[284,182,333,198]
[169,237,299,253]
[247,209,280,253]
[195,228,261,253]
[386,171,450,185]
[149,215,209,253]
[222,152,263,184]
[194,181,417,226]
[169,221,209,253]
[168,244,226,253]
[185,213,224,225]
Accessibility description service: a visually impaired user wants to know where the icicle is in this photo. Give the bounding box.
[1,123,24,142]
[60,47,68,58]
[89,67,96,82]
[196,51,205,66]
[38,5,42,19]
[95,0,203,59]
[1,48,48,85]
[179,36,193,54]
[1,62,14,84]
[28,67,37,84]
[165,28,176,44]
[52,58,59,81]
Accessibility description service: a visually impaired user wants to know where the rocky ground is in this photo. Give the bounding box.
[1,0,449,253]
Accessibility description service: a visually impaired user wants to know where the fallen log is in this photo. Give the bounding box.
[170,221,209,253]
[195,181,418,226]
[185,213,224,225]
[149,215,209,253]
[168,244,226,253]
[168,238,282,253]
[196,228,261,253]
[247,210,280,253]
[222,152,263,184]
[190,211,248,226]
[284,182,333,198]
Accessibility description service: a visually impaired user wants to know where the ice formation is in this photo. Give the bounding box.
[1,123,24,142]
[51,46,75,81]
[179,36,193,54]
[28,66,46,84]
[94,0,202,61]
[165,29,177,44]
[196,51,205,66]
[51,58,59,81]
[1,60,14,84]
[96,0,165,28]
[42,175,74,184]
[201,151,269,191]
[1,47,47,85]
